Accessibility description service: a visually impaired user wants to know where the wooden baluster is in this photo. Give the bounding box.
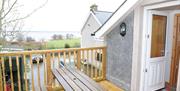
[98,49,102,79]
[43,54,47,85]
[63,52,66,66]
[93,49,97,79]
[95,49,99,79]
[73,51,76,68]
[23,55,28,91]
[9,56,14,91]
[37,57,41,90]
[97,49,99,78]
[91,50,93,78]
[102,47,106,80]
[52,53,55,68]
[52,53,56,88]
[16,56,21,91]
[46,53,53,91]
[30,54,35,91]
[1,57,6,91]
[87,50,89,76]
[58,52,61,67]
[0,57,3,91]
[77,50,81,70]
[92,49,96,78]
[69,51,71,67]
[82,50,84,72]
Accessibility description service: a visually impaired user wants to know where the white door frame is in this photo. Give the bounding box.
[139,1,180,91]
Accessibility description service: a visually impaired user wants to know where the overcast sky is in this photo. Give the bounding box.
[19,0,124,32]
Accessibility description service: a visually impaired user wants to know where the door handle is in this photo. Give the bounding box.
[145,68,148,72]
[160,50,165,56]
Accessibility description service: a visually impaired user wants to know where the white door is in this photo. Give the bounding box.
[144,11,168,91]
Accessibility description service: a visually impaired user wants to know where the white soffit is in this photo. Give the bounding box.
[95,0,142,38]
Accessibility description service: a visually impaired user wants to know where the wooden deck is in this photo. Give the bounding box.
[99,80,124,91]
[52,80,124,91]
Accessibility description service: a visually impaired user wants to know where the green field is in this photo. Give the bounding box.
[47,38,80,49]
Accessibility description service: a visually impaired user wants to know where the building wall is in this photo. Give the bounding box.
[81,14,105,48]
[105,11,134,91]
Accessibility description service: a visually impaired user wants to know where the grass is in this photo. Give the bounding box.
[47,38,80,49]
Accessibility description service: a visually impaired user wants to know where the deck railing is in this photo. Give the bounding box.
[0,46,106,91]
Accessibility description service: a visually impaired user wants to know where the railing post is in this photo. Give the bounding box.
[102,47,107,80]
[0,59,2,91]
[46,53,53,91]
[77,50,81,70]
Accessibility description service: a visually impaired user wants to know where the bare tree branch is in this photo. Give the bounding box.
[2,0,48,25]
[0,0,18,20]
[0,0,5,14]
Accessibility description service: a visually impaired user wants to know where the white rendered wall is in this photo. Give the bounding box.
[81,14,105,48]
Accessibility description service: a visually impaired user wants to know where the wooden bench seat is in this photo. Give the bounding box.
[52,67,106,91]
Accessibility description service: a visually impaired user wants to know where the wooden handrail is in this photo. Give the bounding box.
[0,46,107,91]
[0,46,106,56]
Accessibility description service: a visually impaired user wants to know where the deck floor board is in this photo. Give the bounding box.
[99,80,124,91]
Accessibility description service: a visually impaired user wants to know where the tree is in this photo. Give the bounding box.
[26,36,35,42]
[57,34,63,40]
[66,34,74,39]
[52,34,57,40]
[16,32,24,42]
[64,43,70,48]
[52,34,63,40]
[0,0,48,49]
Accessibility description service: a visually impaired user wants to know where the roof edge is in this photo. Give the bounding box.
[81,11,93,33]
[94,10,113,13]
[94,0,143,38]
[81,11,103,34]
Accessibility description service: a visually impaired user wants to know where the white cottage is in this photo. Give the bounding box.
[81,9,112,48]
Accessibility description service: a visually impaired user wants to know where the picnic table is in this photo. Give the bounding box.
[52,67,106,91]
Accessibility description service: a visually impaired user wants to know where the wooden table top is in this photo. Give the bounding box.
[52,67,106,91]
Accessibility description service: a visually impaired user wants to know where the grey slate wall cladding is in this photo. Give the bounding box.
[106,11,134,91]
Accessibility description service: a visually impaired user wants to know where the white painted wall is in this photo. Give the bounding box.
[131,6,144,91]
[81,14,105,48]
